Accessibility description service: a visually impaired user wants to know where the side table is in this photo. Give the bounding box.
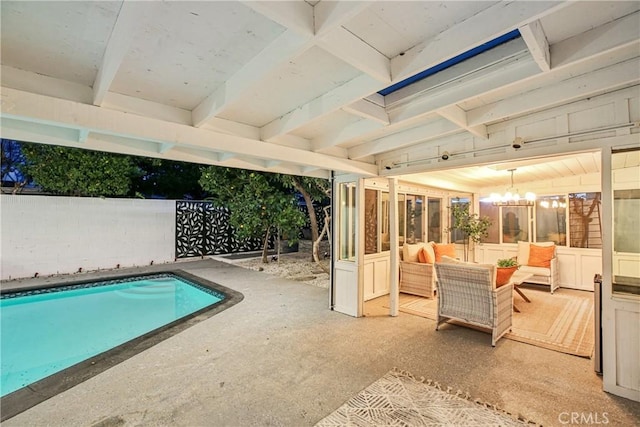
[509,271,534,313]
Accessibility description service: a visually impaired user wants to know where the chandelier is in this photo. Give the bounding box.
[540,198,567,209]
[490,169,536,206]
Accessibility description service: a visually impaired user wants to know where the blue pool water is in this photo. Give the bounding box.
[0,274,224,396]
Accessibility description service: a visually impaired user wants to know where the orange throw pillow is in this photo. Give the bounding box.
[418,247,433,264]
[434,243,456,262]
[528,244,555,268]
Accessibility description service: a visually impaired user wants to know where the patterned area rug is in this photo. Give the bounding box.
[395,287,594,357]
[315,368,536,426]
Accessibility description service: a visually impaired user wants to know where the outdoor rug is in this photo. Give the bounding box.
[315,368,537,426]
[394,287,594,357]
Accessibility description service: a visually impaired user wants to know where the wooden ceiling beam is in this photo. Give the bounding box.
[390,1,568,81]
[260,74,380,142]
[519,20,551,72]
[1,87,377,176]
[93,1,146,106]
[467,58,640,127]
[349,119,461,160]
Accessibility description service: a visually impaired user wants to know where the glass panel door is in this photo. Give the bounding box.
[502,206,529,243]
[338,182,356,261]
[381,192,390,251]
[427,198,442,243]
[405,195,424,243]
[612,149,640,296]
[535,196,567,245]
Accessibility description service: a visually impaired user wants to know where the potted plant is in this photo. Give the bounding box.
[496,258,519,286]
[448,203,492,261]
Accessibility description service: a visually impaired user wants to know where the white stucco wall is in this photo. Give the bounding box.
[0,195,176,280]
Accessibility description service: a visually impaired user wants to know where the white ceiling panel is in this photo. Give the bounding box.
[400,151,602,191]
[110,2,285,110]
[540,1,640,44]
[0,1,120,86]
[219,46,362,127]
[0,1,637,179]
[291,110,365,140]
[344,1,498,59]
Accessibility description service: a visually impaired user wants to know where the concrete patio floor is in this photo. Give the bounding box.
[2,258,639,426]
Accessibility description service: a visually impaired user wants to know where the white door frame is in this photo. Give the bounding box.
[601,146,640,402]
[331,174,364,317]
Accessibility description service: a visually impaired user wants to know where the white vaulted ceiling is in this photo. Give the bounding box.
[1,1,638,184]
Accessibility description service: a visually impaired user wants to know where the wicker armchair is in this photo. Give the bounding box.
[434,262,513,346]
[399,261,436,298]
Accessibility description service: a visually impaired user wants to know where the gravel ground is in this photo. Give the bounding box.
[232,240,330,289]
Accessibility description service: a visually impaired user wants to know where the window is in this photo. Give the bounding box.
[502,206,529,243]
[614,189,640,253]
[427,198,442,243]
[397,194,406,245]
[405,195,424,243]
[569,193,602,249]
[381,192,390,252]
[365,189,437,250]
[481,191,605,247]
[338,182,356,261]
[450,197,470,244]
[365,189,392,254]
[536,196,567,245]
[479,201,500,244]
[613,189,640,296]
[479,199,531,244]
[612,149,640,296]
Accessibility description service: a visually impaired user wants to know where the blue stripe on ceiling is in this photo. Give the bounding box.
[378,29,522,96]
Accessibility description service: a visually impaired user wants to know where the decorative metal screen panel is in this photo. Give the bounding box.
[175,201,263,259]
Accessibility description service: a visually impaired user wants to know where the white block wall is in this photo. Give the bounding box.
[0,195,176,280]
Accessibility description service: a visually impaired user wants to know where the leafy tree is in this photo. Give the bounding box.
[19,143,138,197]
[280,175,330,261]
[131,158,205,199]
[200,168,305,263]
[10,141,205,199]
[448,202,492,261]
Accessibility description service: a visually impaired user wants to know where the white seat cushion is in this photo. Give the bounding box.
[519,265,551,276]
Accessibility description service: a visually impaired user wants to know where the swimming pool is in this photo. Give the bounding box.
[0,270,243,420]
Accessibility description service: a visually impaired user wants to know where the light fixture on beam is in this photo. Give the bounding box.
[490,169,535,206]
[384,152,449,170]
[383,122,640,172]
[383,148,465,170]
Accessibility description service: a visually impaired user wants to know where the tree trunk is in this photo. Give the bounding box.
[261,227,271,263]
[292,177,319,262]
[11,181,26,195]
[313,206,330,274]
[464,238,469,262]
[276,227,281,263]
